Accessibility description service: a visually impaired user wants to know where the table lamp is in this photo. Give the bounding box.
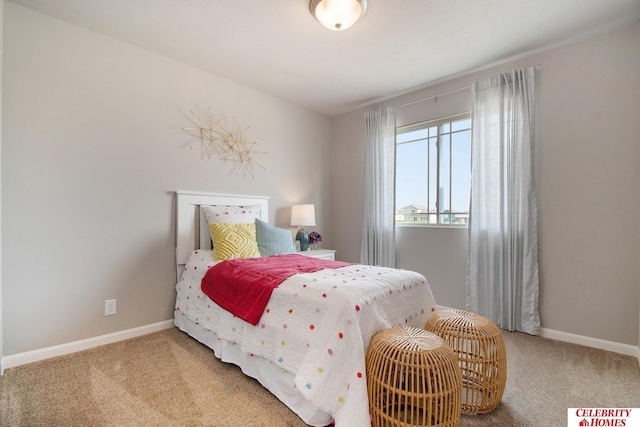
[290,204,316,251]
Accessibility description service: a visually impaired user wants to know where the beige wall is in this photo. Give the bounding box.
[2,3,331,355]
[330,22,640,346]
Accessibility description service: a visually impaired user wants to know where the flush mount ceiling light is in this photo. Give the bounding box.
[309,0,367,31]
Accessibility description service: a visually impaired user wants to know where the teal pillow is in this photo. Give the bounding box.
[255,218,296,256]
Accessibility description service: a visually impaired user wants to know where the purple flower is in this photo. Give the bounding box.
[309,231,323,244]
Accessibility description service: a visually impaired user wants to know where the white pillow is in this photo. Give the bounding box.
[201,204,261,224]
[201,205,262,256]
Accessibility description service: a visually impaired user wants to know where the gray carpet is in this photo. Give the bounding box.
[1,327,638,426]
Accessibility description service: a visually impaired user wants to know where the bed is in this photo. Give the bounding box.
[173,190,438,427]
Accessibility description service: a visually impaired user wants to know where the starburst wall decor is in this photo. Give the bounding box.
[183,107,266,178]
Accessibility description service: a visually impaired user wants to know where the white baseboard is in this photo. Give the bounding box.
[436,306,639,359]
[540,327,638,358]
[2,317,638,373]
[1,319,174,374]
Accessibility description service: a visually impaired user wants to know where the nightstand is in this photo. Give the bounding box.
[298,248,336,261]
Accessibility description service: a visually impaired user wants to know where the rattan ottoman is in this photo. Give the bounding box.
[366,326,462,427]
[424,309,506,414]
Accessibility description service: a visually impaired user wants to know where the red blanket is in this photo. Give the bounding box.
[201,254,351,325]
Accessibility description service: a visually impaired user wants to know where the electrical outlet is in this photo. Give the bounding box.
[105,299,117,316]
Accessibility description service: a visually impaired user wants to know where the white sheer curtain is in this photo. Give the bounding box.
[361,107,396,267]
[466,67,540,335]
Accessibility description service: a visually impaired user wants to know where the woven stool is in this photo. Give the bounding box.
[366,326,462,427]
[424,309,506,414]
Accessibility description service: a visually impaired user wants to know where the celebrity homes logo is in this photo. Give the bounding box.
[568,408,639,426]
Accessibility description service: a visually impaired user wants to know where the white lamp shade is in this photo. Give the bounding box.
[310,0,367,31]
[290,204,316,227]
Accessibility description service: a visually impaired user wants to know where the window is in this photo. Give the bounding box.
[395,113,471,225]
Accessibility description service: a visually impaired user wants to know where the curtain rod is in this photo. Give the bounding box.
[396,65,540,110]
[396,85,471,109]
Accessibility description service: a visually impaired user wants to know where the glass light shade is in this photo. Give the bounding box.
[309,0,367,31]
[290,204,316,227]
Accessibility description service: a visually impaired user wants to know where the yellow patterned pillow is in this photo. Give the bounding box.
[209,223,260,261]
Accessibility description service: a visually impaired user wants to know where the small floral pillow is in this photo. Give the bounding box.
[201,204,261,225]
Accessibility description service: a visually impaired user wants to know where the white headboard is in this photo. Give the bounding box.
[175,190,269,280]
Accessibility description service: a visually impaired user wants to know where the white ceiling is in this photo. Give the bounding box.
[8,0,640,116]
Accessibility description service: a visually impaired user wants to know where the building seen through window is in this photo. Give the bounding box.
[395,113,471,225]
